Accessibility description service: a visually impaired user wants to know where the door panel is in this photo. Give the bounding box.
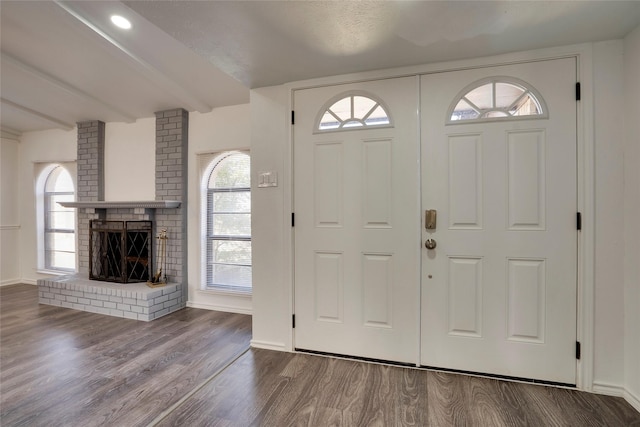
[294,77,420,363]
[420,58,577,384]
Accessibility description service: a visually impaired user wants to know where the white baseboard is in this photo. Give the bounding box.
[592,381,625,397]
[624,388,640,413]
[22,279,37,285]
[0,278,22,286]
[593,381,640,413]
[250,339,289,352]
[186,300,252,315]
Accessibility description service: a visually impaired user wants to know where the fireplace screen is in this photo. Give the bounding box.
[89,220,152,283]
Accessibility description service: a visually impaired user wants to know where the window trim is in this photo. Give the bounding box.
[446,76,549,125]
[36,163,77,273]
[199,151,252,295]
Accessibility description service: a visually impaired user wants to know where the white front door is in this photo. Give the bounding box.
[293,77,420,363]
[420,58,578,384]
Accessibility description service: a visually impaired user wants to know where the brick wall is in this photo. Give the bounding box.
[76,120,105,272]
[155,108,188,302]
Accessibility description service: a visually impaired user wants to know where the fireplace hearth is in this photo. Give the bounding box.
[90,220,152,283]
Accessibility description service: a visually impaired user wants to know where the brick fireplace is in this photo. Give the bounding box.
[37,109,189,321]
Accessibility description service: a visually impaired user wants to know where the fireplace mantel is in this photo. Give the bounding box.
[59,200,181,209]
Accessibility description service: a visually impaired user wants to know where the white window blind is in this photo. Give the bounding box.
[44,166,76,271]
[200,151,251,293]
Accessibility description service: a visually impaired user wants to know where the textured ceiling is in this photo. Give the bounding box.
[2,1,639,136]
[126,1,640,87]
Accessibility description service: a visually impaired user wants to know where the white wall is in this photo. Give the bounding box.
[18,128,77,283]
[592,40,626,390]
[624,25,640,410]
[105,119,155,201]
[250,86,292,350]
[187,104,253,314]
[1,137,22,285]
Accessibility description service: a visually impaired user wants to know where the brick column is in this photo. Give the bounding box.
[76,120,105,274]
[155,109,188,301]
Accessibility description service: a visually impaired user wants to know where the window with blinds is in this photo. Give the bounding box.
[44,165,76,271]
[202,152,251,293]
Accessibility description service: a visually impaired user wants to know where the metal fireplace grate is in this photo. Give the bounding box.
[89,220,152,283]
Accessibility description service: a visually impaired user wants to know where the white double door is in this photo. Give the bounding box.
[294,58,578,383]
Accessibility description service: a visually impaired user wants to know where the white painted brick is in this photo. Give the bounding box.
[123,311,138,320]
[103,301,117,309]
[109,296,123,303]
[90,300,103,307]
[39,298,51,304]
[78,297,91,305]
[72,303,86,311]
[150,304,164,314]
[117,303,131,311]
[122,297,137,305]
[61,301,74,309]
[54,294,66,301]
[109,309,124,317]
[154,295,169,304]
[66,296,78,303]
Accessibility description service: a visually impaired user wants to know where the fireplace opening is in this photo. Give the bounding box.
[89,220,152,283]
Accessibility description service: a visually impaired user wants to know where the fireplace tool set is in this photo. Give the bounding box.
[147,228,168,288]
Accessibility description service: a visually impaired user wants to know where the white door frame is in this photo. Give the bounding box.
[284,43,595,391]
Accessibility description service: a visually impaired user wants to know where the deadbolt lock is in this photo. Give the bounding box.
[425,210,437,230]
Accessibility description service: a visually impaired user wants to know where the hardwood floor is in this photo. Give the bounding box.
[2,284,639,426]
[1,284,251,426]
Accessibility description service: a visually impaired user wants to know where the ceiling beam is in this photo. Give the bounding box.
[54,1,213,113]
[1,98,75,130]
[1,53,137,123]
[1,126,22,141]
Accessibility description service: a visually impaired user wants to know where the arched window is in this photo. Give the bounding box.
[201,152,251,292]
[43,165,76,271]
[448,77,547,123]
[316,92,392,131]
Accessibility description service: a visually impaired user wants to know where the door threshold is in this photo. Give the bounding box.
[295,348,416,369]
[420,365,576,389]
[296,348,576,389]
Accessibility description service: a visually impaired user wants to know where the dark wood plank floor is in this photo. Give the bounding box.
[157,349,640,427]
[0,284,251,427]
[2,284,639,427]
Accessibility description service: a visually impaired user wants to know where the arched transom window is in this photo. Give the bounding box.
[448,77,547,123]
[317,92,391,131]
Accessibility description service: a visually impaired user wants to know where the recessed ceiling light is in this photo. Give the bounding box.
[110,15,132,30]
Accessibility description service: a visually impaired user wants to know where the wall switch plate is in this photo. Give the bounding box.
[258,171,278,188]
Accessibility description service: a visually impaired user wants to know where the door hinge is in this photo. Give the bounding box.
[576,82,581,101]
[291,110,295,125]
[292,314,296,328]
[291,212,295,227]
[577,212,582,231]
[576,341,581,360]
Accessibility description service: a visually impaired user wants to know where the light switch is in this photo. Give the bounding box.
[258,171,278,188]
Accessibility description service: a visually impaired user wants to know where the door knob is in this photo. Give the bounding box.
[425,239,437,250]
